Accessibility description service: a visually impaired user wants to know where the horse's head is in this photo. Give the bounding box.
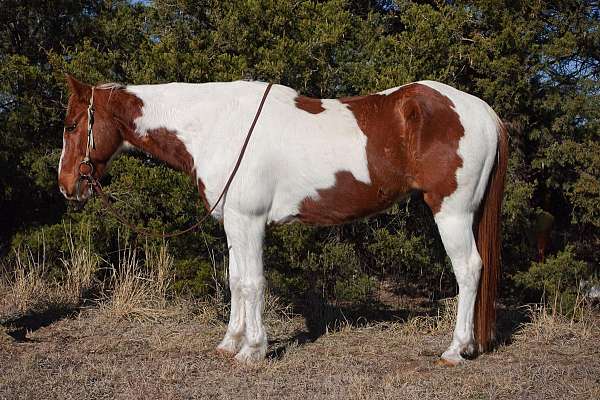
[58,75,125,201]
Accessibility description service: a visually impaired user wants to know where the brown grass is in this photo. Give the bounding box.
[1,294,598,400]
[0,247,50,317]
[516,299,597,343]
[1,241,599,399]
[0,229,98,319]
[97,244,178,322]
[60,230,99,305]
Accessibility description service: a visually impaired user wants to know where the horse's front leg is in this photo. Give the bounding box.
[216,245,246,355]
[222,209,268,363]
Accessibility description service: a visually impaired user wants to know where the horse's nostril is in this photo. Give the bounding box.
[59,185,68,197]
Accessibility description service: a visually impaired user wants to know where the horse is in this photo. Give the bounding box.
[58,75,508,365]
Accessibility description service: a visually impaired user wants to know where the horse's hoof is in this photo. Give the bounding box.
[234,345,266,364]
[435,357,461,367]
[215,347,236,358]
[216,336,241,356]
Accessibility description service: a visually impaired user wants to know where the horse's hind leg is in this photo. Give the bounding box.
[434,210,482,365]
[217,245,246,355]
[222,209,268,363]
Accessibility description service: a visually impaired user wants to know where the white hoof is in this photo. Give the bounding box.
[439,349,465,366]
[440,341,477,366]
[234,344,267,364]
[439,338,476,365]
[216,336,242,355]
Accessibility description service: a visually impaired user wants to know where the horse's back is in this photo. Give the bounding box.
[212,80,502,223]
[279,81,501,221]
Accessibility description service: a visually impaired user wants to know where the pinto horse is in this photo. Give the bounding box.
[58,75,508,365]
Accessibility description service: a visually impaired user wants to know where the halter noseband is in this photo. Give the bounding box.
[76,87,96,201]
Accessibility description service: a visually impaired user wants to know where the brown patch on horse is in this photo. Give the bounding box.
[111,91,212,212]
[294,96,325,114]
[297,83,464,224]
[112,94,211,212]
[298,170,403,225]
[126,128,195,175]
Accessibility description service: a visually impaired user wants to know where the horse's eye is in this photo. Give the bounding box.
[65,123,77,132]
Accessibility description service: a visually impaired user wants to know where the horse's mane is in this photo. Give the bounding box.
[97,82,125,90]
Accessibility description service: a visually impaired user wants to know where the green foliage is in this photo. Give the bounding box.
[172,258,215,297]
[368,227,433,276]
[514,245,589,313]
[1,0,598,314]
[264,225,376,304]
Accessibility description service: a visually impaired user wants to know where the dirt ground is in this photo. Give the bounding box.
[1,301,598,400]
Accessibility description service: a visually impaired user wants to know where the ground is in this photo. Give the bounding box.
[1,300,598,400]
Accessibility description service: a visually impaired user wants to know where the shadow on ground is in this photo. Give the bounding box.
[0,306,77,342]
[267,295,530,360]
[268,295,431,360]
[496,306,530,345]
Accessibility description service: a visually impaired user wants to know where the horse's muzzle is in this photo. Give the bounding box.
[74,175,94,202]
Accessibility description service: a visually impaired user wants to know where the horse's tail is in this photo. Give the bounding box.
[474,119,509,353]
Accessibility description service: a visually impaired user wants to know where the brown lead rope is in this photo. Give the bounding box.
[90,82,274,239]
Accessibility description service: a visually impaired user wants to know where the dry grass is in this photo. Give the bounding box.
[0,293,598,400]
[0,247,50,317]
[60,230,99,305]
[1,240,599,399]
[0,235,189,332]
[0,228,98,319]
[98,244,178,322]
[394,296,458,337]
[516,296,598,343]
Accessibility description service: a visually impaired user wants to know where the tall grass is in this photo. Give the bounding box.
[2,227,596,349]
[0,227,179,323]
[0,226,99,318]
[517,289,597,342]
[0,246,49,317]
[99,242,175,322]
[60,227,99,305]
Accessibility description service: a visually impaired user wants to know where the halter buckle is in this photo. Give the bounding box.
[78,157,95,177]
[75,157,96,201]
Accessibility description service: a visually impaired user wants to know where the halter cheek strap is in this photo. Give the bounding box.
[85,87,96,159]
[76,87,96,201]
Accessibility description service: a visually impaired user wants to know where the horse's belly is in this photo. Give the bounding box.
[297,172,411,225]
[266,165,412,226]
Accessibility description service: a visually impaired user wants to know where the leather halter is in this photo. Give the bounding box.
[75,87,97,201]
[76,82,274,238]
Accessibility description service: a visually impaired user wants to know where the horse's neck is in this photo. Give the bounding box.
[118,82,261,175]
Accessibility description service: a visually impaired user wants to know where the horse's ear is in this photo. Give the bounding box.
[65,74,91,102]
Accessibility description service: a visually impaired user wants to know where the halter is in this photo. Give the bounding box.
[75,87,97,201]
[74,82,274,238]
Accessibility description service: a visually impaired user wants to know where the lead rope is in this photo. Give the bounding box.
[88,82,274,239]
